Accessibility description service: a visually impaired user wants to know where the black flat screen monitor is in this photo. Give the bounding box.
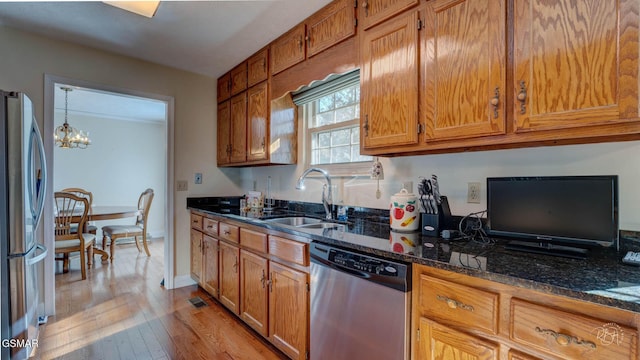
[487,176,618,256]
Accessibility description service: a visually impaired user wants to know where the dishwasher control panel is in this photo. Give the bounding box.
[329,249,401,276]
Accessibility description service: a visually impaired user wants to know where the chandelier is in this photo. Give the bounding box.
[54,87,91,149]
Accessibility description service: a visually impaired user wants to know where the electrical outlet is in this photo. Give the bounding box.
[467,182,481,203]
[194,173,202,184]
[177,180,188,191]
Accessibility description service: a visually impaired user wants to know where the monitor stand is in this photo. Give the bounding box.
[505,240,589,259]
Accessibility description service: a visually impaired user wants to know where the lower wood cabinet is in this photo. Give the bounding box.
[268,261,308,360]
[417,317,499,360]
[240,249,269,337]
[219,241,240,314]
[189,228,202,283]
[413,264,639,360]
[202,234,219,297]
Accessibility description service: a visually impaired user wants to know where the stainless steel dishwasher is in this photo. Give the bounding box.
[310,242,411,360]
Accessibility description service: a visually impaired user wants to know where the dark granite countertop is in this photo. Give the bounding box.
[187,197,640,314]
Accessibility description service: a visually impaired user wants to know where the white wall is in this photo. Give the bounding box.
[53,112,166,238]
[243,138,640,232]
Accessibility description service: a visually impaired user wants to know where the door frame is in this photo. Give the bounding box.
[42,74,176,315]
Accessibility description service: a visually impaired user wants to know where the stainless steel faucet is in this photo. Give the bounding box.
[296,167,332,220]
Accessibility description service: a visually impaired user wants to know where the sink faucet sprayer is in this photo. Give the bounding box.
[295,167,332,220]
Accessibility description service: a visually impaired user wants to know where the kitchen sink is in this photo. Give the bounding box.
[263,216,341,229]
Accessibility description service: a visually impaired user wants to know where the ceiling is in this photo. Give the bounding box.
[2,1,333,122]
[0,0,333,79]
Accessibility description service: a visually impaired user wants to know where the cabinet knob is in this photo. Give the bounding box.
[517,80,527,114]
[362,1,369,16]
[491,87,500,119]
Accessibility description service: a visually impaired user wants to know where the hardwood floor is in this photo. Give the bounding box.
[36,239,287,360]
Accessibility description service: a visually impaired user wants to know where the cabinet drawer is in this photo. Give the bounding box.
[268,236,308,266]
[219,222,240,243]
[240,228,268,253]
[190,213,203,231]
[416,274,498,335]
[202,218,218,236]
[510,298,637,360]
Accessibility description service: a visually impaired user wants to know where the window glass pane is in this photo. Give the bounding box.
[335,106,356,123]
[311,133,318,148]
[331,129,350,146]
[318,148,331,164]
[318,95,334,113]
[332,146,351,163]
[318,132,331,148]
[314,111,334,127]
[351,126,360,144]
[334,87,354,107]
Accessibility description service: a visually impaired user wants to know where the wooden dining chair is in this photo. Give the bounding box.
[54,191,95,280]
[101,188,154,262]
[61,187,97,235]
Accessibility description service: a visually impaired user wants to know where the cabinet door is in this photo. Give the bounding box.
[361,10,419,149]
[271,23,306,75]
[202,235,219,298]
[217,100,231,166]
[423,0,506,141]
[217,72,231,103]
[247,82,269,162]
[230,62,248,96]
[513,0,639,132]
[248,48,269,88]
[189,229,202,283]
[306,0,356,57]
[240,250,269,337]
[269,262,308,360]
[219,241,240,314]
[359,0,419,30]
[230,93,247,163]
[417,317,498,360]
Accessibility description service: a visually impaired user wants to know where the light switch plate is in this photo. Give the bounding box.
[194,173,202,184]
[177,180,188,191]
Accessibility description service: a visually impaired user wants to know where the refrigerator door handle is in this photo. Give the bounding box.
[29,118,47,229]
[26,244,48,266]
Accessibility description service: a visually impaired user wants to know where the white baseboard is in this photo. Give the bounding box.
[171,274,197,289]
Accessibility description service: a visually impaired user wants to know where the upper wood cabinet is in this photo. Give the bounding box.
[513,0,639,132]
[306,0,356,57]
[271,24,307,75]
[360,10,420,149]
[230,62,248,96]
[359,0,419,30]
[247,48,269,88]
[217,100,231,166]
[229,93,248,163]
[247,81,269,162]
[423,0,506,141]
[217,72,231,103]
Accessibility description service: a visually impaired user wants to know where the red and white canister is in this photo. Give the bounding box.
[390,188,419,231]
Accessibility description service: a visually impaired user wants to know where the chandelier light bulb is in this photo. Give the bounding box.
[54,86,91,149]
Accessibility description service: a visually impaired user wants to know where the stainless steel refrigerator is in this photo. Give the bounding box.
[1,90,48,359]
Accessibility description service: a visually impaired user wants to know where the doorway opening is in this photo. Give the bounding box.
[42,75,175,315]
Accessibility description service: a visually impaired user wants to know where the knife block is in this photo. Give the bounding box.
[421,213,439,236]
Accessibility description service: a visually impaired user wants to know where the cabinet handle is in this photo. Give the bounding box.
[269,272,274,292]
[436,294,474,312]
[517,80,527,114]
[306,35,311,48]
[363,114,369,137]
[223,230,231,236]
[535,327,596,349]
[262,58,266,71]
[261,138,265,151]
[261,269,266,288]
[233,255,238,273]
[491,87,500,119]
[362,1,368,16]
[298,36,303,51]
